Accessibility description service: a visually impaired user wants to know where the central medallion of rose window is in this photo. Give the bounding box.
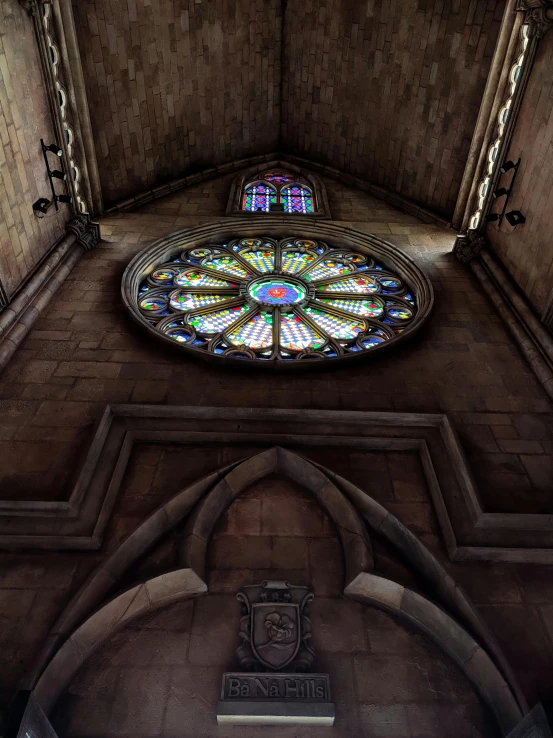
[129,235,429,366]
[248,277,308,307]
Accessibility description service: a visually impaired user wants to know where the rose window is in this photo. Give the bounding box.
[124,231,432,367]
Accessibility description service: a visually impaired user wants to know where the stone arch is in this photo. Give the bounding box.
[225,158,332,218]
[180,447,373,587]
[34,569,206,712]
[346,572,522,735]
[27,447,525,733]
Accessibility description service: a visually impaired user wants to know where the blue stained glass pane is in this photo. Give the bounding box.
[281,185,314,213]
[242,183,277,212]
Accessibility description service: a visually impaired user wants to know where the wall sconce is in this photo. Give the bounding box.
[34,138,71,217]
[505,210,526,227]
[43,143,63,156]
[486,158,522,228]
[500,160,517,174]
[32,198,53,218]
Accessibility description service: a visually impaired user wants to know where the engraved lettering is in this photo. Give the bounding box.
[285,679,298,698]
[240,683,250,697]
[269,682,279,697]
[315,684,324,698]
[228,678,241,698]
[254,678,268,697]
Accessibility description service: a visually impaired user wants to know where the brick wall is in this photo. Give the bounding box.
[486,30,553,317]
[0,1,68,299]
[71,0,282,208]
[282,0,505,220]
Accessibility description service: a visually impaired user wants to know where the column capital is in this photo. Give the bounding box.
[66,214,101,252]
[517,0,553,38]
[453,231,488,264]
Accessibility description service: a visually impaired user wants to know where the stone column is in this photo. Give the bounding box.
[18,0,103,216]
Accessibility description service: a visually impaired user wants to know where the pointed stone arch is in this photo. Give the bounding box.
[27,447,525,734]
[179,447,373,587]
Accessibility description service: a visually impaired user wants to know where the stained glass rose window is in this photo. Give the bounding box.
[123,227,433,368]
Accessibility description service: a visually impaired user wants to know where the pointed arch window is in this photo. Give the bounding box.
[281,184,314,213]
[241,169,316,214]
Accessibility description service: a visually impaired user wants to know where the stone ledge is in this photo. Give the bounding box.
[0,215,100,374]
[454,234,553,402]
[0,405,552,562]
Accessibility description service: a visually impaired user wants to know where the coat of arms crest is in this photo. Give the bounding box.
[236,581,315,672]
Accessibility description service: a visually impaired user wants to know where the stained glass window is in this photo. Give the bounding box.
[134,236,422,365]
[241,170,316,214]
[242,183,277,212]
[281,185,314,214]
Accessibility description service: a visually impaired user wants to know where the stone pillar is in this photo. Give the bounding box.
[0,215,100,372]
[455,1,553,232]
[18,0,103,216]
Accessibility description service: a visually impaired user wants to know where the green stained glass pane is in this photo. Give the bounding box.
[303,259,354,281]
[227,312,273,349]
[280,313,324,351]
[201,256,250,279]
[189,305,249,333]
[303,306,364,339]
[281,251,318,275]
[317,297,383,318]
[169,292,234,311]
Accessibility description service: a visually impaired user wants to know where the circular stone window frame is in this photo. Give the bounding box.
[122,218,434,371]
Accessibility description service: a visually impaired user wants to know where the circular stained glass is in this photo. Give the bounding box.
[248,277,307,307]
[124,229,433,369]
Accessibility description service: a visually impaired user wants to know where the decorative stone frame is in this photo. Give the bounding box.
[26,445,525,735]
[226,159,332,218]
[121,218,434,370]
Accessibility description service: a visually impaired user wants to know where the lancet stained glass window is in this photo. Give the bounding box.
[241,170,315,214]
[133,236,422,365]
[242,182,277,212]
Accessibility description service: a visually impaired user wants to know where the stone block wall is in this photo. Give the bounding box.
[282,0,505,220]
[0,1,68,299]
[485,30,553,319]
[51,473,497,738]
[0,171,553,730]
[71,0,282,207]
[1,173,551,513]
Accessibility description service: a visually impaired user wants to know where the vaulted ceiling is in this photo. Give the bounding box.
[72,0,506,219]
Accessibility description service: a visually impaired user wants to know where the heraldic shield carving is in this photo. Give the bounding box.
[237,581,315,672]
[217,581,335,726]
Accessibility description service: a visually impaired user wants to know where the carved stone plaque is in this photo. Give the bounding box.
[217,581,335,726]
